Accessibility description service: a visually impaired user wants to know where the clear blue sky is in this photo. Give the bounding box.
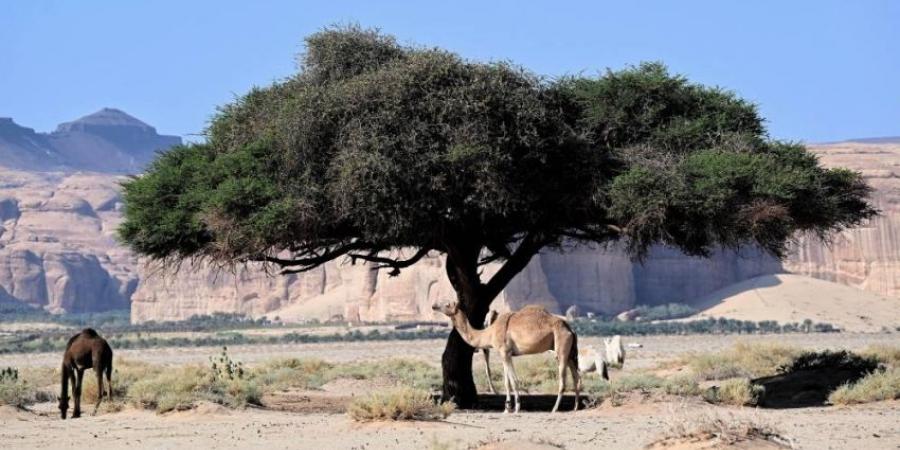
[2,0,897,143]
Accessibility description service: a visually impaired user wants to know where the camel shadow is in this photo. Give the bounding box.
[439,394,588,412]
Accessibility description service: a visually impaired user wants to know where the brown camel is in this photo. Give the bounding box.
[433,302,581,413]
[59,328,113,419]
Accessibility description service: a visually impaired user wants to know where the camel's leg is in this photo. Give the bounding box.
[105,364,113,400]
[73,368,84,418]
[59,364,71,419]
[483,349,497,394]
[93,367,104,415]
[552,356,566,413]
[571,361,582,412]
[504,355,521,413]
[501,353,513,413]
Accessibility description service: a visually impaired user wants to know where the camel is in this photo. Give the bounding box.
[576,345,610,379]
[604,335,625,366]
[58,328,113,419]
[480,310,500,394]
[432,302,581,413]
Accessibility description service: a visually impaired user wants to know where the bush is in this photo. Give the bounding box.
[348,388,454,422]
[0,366,48,407]
[860,345,900,368]
[703,378,763,406]
[630,303,697,321]
[127,348,261,412]
[828,368,900,405]
[683,342,802,380]
[663,374,702,396]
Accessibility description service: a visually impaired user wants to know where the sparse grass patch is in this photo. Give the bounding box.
[828,367,900,405]
[703,378,763,406]
[0,366,51,407]
[585,372,690,406]
[663,373,701,396]
[126,349,261,413]
[860,345,900,368]
[253,357,441,391]
[654,413,790,448]
[347,387,453,422]
[682,342,802,380]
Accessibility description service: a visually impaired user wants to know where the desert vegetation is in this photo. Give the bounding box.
[649,413,791,449]
[348,388,454,422]
[0,315,841,355]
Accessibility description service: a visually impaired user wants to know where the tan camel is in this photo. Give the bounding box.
[480,310,500,394]
[432,302,581,413]
[59,328,113,419]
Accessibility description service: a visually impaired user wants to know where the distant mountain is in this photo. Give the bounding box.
[843,136,900,144]
[0,108,181,173]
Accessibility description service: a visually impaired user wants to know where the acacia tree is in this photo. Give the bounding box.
[119,26,875,407]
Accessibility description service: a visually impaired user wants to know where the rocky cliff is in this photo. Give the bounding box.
[783,143,900,299]
[0,109,181,173]
[1,142,897,321]
[0,170,136,313]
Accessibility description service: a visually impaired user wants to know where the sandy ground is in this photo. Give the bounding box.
[2,333,899,449]
[2,398,898,449]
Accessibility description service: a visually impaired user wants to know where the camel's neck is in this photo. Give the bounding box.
[450,311,492,349]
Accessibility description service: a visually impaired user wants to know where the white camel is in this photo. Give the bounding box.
[433,302,581,413]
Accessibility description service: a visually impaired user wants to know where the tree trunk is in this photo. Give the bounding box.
[439,236,541,408]
[441,297,488,408]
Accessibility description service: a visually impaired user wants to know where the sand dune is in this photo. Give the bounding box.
[689,274,898,332]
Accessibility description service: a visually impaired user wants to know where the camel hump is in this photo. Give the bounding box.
[519,305,548,311]
[80,328,99,337]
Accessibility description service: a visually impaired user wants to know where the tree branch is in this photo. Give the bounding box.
[254,242,368,268]
[348,247,432,276]
[482,233,547,300]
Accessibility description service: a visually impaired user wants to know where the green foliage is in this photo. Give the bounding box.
[118,25,874,287]
[629,303,697,321]
[0,318,841,355]
[0,367,18,382]
[0,366,48,407]
[776,350,879,375]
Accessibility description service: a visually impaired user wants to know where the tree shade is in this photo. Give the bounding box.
[119,25,876,406]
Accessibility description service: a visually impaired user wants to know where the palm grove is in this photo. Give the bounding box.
[119,26,875,407]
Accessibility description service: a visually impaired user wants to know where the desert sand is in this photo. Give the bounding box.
[688,274,899,332]
[2,334,899,449]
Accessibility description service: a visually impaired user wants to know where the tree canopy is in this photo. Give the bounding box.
[119,25,876,406]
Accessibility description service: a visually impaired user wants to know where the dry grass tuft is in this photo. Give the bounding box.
[828,367,900,405]
[681,342,802,380]
[703,378,764,406]
[653,412,791,448]
[860,345,900,368]
[348,387,453,422]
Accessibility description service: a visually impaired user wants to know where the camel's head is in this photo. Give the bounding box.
[431,300,459,317]
[58,395,68,419]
